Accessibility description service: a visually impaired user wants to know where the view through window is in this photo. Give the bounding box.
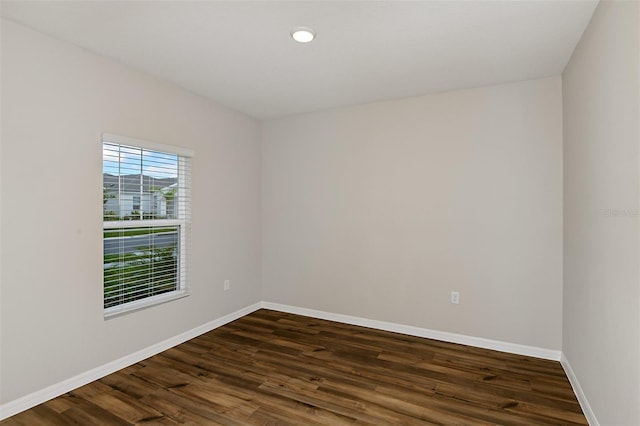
[103,134,191,316]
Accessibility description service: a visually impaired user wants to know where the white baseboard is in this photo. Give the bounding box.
[0,302,262,421]
[261,301,562,361]
[561,353,599,426]
[1,300,565,421]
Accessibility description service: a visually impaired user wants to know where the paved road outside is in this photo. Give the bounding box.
[104,232,178,255]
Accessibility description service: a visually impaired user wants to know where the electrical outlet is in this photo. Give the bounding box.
[224,280,230,291]
[451,291,460,304]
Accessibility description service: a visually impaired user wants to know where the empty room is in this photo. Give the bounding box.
[1,1,638,425]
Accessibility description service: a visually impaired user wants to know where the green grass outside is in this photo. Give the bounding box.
[104,246,178,309]
[103,226,179,308]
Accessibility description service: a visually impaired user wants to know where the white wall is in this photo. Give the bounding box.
[262,77,563,350]
[562,1,640,424]
[0,20,261,404]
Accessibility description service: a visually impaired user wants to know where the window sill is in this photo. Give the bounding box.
[104,289,189,319]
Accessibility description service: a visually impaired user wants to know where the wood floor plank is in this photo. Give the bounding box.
[1,309,588,425]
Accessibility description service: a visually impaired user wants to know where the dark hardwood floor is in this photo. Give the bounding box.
[2,309,587,425]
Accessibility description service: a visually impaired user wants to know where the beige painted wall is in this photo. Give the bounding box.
[562,1,640,424]
[0,20,262,404]
[262,77,563,350]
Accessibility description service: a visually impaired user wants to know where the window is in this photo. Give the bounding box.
[102,133,192,317]
[132,195,141,211]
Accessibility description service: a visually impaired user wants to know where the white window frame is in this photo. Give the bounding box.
[102,133,193,318]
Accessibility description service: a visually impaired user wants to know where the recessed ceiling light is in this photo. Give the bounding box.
[291,27,315,43]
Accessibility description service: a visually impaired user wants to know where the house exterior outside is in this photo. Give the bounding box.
[103,174,177,219]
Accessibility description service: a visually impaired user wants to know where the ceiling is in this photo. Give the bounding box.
[1,1,598,119]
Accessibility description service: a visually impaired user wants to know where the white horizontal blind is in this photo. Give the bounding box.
[103,135,191,316]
